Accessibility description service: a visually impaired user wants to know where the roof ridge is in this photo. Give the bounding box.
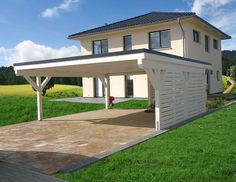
[69,12,156,37]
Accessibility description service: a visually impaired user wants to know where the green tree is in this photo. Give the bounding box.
[229,65,236,81]
[32,77,55,96]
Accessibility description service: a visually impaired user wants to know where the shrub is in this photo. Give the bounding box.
[207,98,225,109]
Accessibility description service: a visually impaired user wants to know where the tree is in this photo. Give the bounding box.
[229,65,236,81]
[32,77,55,96]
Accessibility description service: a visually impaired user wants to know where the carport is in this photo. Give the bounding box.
[13,49,211,130]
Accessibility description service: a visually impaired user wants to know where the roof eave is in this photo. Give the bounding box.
[193,15,231,40]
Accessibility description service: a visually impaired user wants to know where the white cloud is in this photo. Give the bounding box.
[41,0,80,18]
[191,0,234,16]
[190,0,236,50]
[0,40,80,66]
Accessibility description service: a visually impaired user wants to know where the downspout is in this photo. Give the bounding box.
[177,17,186,57]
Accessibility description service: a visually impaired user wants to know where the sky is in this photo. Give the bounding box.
[0,0,236,66]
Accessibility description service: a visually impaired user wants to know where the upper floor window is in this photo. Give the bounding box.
[205,35,210,52]
[93,39,108,54]
[193,30,200,43]
[123,35,132,51]
[213,39,219,50]
[149,29,170,49]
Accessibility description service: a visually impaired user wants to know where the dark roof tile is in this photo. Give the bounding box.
[68,12,195,38]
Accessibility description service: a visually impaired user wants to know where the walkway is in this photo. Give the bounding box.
[0,109,155,175]
[223,77,235,94]
[51,97,140,104]
[0,162,66,182]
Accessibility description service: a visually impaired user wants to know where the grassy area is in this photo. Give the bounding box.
[0,84,82,98]
[222,75,229,91]
[113,100,148,109]
[0,84,104,127]
[56,104,236,181]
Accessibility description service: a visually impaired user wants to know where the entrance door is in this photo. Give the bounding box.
[94,78,104,97]
[126,75,134,97]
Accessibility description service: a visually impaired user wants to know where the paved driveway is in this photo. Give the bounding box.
[0,109,155,174]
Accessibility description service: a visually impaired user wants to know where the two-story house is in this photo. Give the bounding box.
[13,11,230,130]
[68,12,231,98]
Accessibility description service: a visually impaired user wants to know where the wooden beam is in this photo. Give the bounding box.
[41,77,51,90]
[23,75,40,91]
[99,75,110,109]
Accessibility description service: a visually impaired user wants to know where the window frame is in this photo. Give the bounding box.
[193,30,200,43]
[123,35,132,51]
[92,39,108,55]
[149,29,171,50]
[205,35,210,53]
[216,70,220,81]
[213,39,219,50]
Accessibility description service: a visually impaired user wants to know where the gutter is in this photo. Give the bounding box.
[177,17,186,57]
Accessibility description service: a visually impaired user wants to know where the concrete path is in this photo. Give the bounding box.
[0,109,154,175]
[223,77,235,94]
[51,97,146,104]
[0,162,66,182]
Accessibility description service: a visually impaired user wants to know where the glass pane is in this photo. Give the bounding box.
[124,35,132,51]
[101,39,108,53]
[93,41,101,54]
[150,32,160,49]
[161,30,170,48]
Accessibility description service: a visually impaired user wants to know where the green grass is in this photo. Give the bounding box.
[0,84,103,127]
[222,75,229,91]
[231,85,236,94]
[0,84,82,98]
[0,96,104,126]
[56,104,236,181]
[56,105,236,182]
[113,100,148,109]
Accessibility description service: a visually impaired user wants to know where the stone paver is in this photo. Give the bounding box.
[0,109,154,174]
[51,97,136,103]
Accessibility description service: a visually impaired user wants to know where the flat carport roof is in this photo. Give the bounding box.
[13,49,211,131]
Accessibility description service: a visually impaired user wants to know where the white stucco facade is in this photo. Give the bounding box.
[74,16,228,97]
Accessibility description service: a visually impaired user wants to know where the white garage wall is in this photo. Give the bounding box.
[159,70,206,129]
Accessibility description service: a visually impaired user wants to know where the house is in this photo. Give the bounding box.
[68,12,230,98]
[13,12,230,131]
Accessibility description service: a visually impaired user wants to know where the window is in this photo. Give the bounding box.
[193,30,200,43]
[213,39,218,49]
[123,35,132,51]
[93,39,108,54]
[217,70,220,81]
[205,35,210,52]
[149,29,170,49]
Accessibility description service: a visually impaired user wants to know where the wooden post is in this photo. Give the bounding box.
[36,77,43,121]
[155,89,160,131]
[104,75,110,109]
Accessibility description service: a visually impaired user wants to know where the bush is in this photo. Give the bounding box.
[229,65,236,81]
[207,98,225,109]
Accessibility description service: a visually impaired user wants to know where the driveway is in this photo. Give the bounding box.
[0,109,155,174]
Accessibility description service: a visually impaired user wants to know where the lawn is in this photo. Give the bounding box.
[0,84,83,98]
[0,84,149,127]
[0,84,104,126]
[222,75,228,91]
[56,104,236,181]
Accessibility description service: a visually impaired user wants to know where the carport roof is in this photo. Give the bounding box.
[14,49,211,66]
[13,49,211,78]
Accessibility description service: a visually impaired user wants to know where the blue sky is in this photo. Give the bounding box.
[0,0,236,66]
